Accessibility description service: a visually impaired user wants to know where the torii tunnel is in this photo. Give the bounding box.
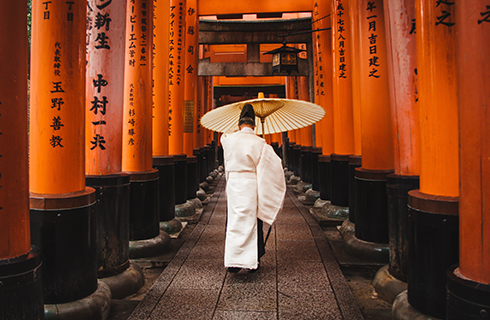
[0,0,489,319]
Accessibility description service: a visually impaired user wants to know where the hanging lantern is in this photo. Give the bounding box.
[264,43,305,75]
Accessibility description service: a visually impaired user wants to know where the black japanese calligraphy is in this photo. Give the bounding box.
[50,135,63,148]
[435,0,455,27]
[478,6,490,24]
[90,134,106,150]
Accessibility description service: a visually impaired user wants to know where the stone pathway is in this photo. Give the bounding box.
[128,177,364,320]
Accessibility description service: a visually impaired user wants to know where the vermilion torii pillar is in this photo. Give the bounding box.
[446,2,490,319]
[183,0,199,156]
[285,76,297,145]
[0,2,43,318]
[169,0,191,215]
[197,76,206,149]
[85,0,144,298]
[298,76,313,147]
[29,0,111,315]
[312,0,334,202]
[285,76,296,172]
[353,0,394,259]
[153,0,182,235]
[403,0,459,318]
[168,0,186,155]
[373,0,419,302]
[206,76,214,146]
[122,0,168,259]
[347,0,363,225]
[298,76,314,184]
[378,0,420,290]
[184,0,200,208]
[330,0,355,209]
[153,0,171,158]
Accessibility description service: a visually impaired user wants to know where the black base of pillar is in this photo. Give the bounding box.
[193,149,202,184]
[348,156,361,224]
[174,154,188,205]
[393,290,442,320]
[311,147,322,191]
[129,230,171,259]
[387,174,419,283]
[407,190,459,319]
[286,142,295,170]
[44,281,112,320]
[355,168,393,244]
[99,262,144,299]
[201,146,209,181]
[301,146,312,183]
[343,232,389,263]
[86,174,130,278]
[128,170,160,241]
[331,154,351,207]
[187,156,198,200]
[447,265,490,320]
[373,265,407,304]
[30,188,97,304]
[318,155,331,201]
[160,218,183,234]
[292,145,302,176]
[217,144,223,167]
[153,156,176,222]
[0,247,44,319]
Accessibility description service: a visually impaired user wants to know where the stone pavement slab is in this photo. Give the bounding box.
[128,177,364,320]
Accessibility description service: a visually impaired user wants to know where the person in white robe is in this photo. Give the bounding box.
[220,104,286,272]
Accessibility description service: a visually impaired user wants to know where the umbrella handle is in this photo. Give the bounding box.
[260,118,265,138]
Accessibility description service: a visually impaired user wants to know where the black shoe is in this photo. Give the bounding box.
[227,267,241,273]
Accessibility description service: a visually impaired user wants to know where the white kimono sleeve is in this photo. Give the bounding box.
[256,143,286,225]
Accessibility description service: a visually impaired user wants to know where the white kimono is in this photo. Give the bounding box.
[221,128,286,269]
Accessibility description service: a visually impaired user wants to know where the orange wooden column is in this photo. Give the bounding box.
[30,1,88,195]
[206,76,215,144]
[312,0,334,156]
[196,76,206,148]
[384,1,419,178]
[272,133,281,143]
[0,5,44,317]
[406,0,459,318]
[196,46,206,149]
[313,0,334,201]
[86,0,126,175]
[348,0,363,157]
[332,0,355,158]
[457,0,490,286]
[0,2,44,315]
[358,0,393,172]
[346,0,363,220]
[122,0,161,246]
[85,0,141,286]
[183,0,198,156]
[285,76,296,143]
[292,76,302,145]
[354,0,394,245]
[0,1,31,262]
[330,0,355,208]
[168,0,186,155]
[298,76,313,146]
[153,0,171,157]
[123,0,153,173]
[382,0,420,284]
[29,0,99,305]
[446,2,490,318]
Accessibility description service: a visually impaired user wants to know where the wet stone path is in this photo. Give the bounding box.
[128,177,364,320]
